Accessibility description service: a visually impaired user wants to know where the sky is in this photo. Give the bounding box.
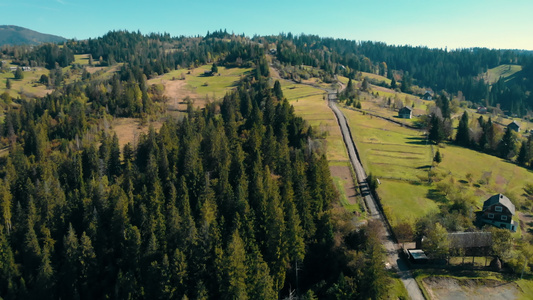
[2,0,533,50]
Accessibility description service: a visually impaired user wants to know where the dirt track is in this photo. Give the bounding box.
[328,93,425,300]
[423,276,519,300]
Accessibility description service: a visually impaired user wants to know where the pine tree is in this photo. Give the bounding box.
[222,228,248,299]
[428,114,445,144]
[0,180,12,234]
[517,141,529,166]
[434,150,442,163]
[6,78,11,89]
[362,224,389,299]
[14,67,24,80]
[497,127,517,159]
[273,80,284,100]
[455,111,470,147]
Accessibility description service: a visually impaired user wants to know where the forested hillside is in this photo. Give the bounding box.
[262,33,533,116]
[0,31,390,299]
[0,26,67,46]
[2,29,533,299]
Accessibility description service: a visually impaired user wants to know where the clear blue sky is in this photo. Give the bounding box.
[2,0,533,50]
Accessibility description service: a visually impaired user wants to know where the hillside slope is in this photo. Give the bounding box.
[0,25,66,46]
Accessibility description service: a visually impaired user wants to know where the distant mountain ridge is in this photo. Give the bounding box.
[0,25,67,46]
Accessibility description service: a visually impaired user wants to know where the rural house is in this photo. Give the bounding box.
[508,121,520,132]
[477,106,488,114]
[422,91,433,100]
[398,106,412,119]
[480,194,517,232]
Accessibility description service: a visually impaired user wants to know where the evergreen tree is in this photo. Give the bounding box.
[362,224,388,299]
[455,111,470,147]
[6,78,11,89]
[428,114,445,144]
[273,80,283,100]
[0,180,12,234]
[222,228,248,299]
[14,67,24,80]
[497,127,517,159]
[434,150,442,163]
[517,141,529,166]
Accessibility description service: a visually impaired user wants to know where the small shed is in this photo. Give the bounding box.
[422,91,433,100]
[477,106,488,114]
[398,106,412,119]
[508,121,520,132]
[407,249,428,263]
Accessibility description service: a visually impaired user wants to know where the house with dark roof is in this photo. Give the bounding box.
[422,91,433,100]
[398,106,412,119]
[480,194,517,232]
[508,121,520,132]
[477,106,488,114]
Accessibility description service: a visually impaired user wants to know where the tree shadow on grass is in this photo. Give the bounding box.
[427,189,448,203]
[416,165,432,170]
[405,136,428,145]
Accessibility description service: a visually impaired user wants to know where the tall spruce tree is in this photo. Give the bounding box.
[455,111,470,147]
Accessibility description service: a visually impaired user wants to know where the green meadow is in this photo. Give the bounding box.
[341,105,533,226]
[0,68,52,98]
[185,65,251,98]
[73,54,91,65]
[282,81,349,163]
[340,107,436,225]
[435,143,533,207]
[485,64,522,84]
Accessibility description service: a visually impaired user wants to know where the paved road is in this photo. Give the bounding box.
[327,92,425,300]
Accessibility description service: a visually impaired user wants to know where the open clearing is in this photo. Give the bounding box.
[111,118,162,150]
[148,65,251,111]
[422,276,520,300]
[340,104,533,226]
[435,143,533,208]
[485,64,523,84]
[1,68,53,98]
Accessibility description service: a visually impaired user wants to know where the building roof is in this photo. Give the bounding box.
[508,121,520,128]
[399,106,412,113]
[483,194,515,215]
[448,232,492,249]
[408,249,428,260]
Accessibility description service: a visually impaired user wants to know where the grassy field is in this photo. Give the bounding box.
[282,81,349,163]
[340,107,437,226]
[184,65,250,99]
[340,107,432,181]
[340,103,533,227]
[278,77,363,212]
[332,175,359,212]
[148,65,251,103]
[485,64,523,84]
[435,143,533,207]
[73,54,91,65]
[0,68,52,98]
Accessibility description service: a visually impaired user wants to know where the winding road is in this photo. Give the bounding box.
[327,91,425,300]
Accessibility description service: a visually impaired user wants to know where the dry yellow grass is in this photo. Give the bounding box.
[111,118,163,150]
